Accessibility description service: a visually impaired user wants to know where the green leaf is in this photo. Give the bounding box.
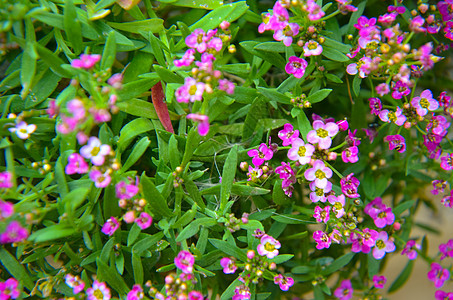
[306,88,332,104]
[127,223,142,246]
[271,214,315,224]
[393,200,416,217]
[132,232,165,254]
[0,248,34,290]
[140,173,173,218]
[254,41,286,53]
[120,137,150,172]
[220,278,242,300]
[106,19,164,34]
[154,65,184,83]
[64,0,83,55]
[322,37,351,53]
[149,34,166,67]
[325,73,343,83]
[322,46,349,62]
[28,224,77,242]
[352,74,362,97]
[388,260,414,293]
[171,0,223,9]
[190,2,249,31]
[21,24,37,96]
[368,252,381,279]
[169,134,180,170]
[132,253,144,285]
[257,87,291,104]
[96,258,129,296]
[61,187,90,213]
[176,218,217,242]
[100,238,115,263]
[117,78,159,100]
[200,183,270,196]
[321,252,355,275]
[220,145,237,213]
[242,96,266,139]
[184,179,206,210]
[297,110,312,143]
[101,31,116,70]
[34,42,73,78]
[116,98,159,119]
[209,239,247,261]
[118,118,154,151]
[271,254,294,264]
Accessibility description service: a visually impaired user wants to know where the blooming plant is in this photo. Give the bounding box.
[0,0,453,299]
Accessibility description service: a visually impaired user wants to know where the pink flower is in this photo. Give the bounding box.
[188,291,204,300]
[328,194,346,218]
[391,81,411,99]
[440,153,453,171]
[313,230,331,250]
[218,79,235,94]
[0,200,14,220]
[65,274,85,294]
[435,290,453,300]
[369,97,382,115]
[309,180,332,203]
[307,120,339,149]
[274,274,294,291]
[303,40,323,56]
[247,143,273,167]
[135,212,152,230]
[287,138,315,165]
[441,191,453,208]
[346,56,372,78]
[340,173,360,198]
[427,114,450,136]
[233,285,250,300]
[80,137,111,166]
[278,123,300,146]
[337,119,349,131]
[220,257,237,274]
[174,49,196,67]
[424,133,443,159]
[185,29,209,53]
[341,146,359,163]
[187,114,209,136]
[411,89,439,117]
[275,162,295,181]
[0,171,13,189]
[401,240,421,260]
[123,211,135,223]
[175,77,205,103]
[384,134,406,153]
[108,73,123,89]
[0,221,28,244]
[334,279,353,300]
[115,180,139,200]
[274,23,299,47]
[101,217,120,236]
[431,180,448,195]
[350,229,377,253]
[306,0,325,20]
[285,56,308,78]
[65,153,89,175]
[0,278,20,299]
[71,54,101,69]
[440,240,453,260]
[330,229,343,244]
[89,170,112,188]
[313,205,330,223]
[257,234,280,259]
[127,284,144,300]
[427,263,450,288]
[375,83,390,96]
[304,160,333,189]
[247,165,263,182]
[9,121,37,139]
[378,107,406,126]
[373,275,386,289]
[373,231,396,259]
[86,280,111,300]
[174,250,195,274]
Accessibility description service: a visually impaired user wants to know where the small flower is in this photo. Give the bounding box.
[247,165,263,182]
[328,194,346,218]
[65,274,85,294]
[278,123,300,146]
[89,170,112,188]
[65,153,89,175]
[439,239,453,260]
[378,107,406,126]
[274,23,300,47]
[101,217,120,236]
[0,200,14,220]
[369,97,382,115]
[340,173,360,198]
[188,291,204,300]
[220,257,237,274]
[232,285,250,300]
[441,190,453,208]
[9,121,37,139]
[287,138,315,165]
[303,40,323,56]
[115,180,139,200]
[175,77,205,103]
[411,89,439,117]
[401,240,421,260]
[218,79,235,94]
[373,231,396,259]
[187,114,209,136]
[71,54,101,69]
[435,290,453,300]
[313,230,331,250]
[384,134,406,153]
[257,234,281,259]
[376,83,390,96]
[372,206,395,228]
[440,153,453,171]
[80,137,111,166]
[341,146,359,163]
[274,274,294,291]
[334,279,353,300]
[185,29,208,53]
[127,284,144,300]
[427,263,450,288]
[135,212,152,230]
[247,143,273,167]
[0,278,20,299]
[304,160,333,189]
[0,171,13,189]
[372,275,386,289]
[86,280,111,300]
[174,250,195,274]
[0,221,28,244]
[431,180,448,195]
[174,49,196,67]
[313,205,330,223]
[391,81,411,99]
[309,180,332,203]
[285,56,308,78]
[307,120,339,149]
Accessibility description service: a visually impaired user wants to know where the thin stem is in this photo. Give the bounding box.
[315,10,341,22]
[324,161,343,179]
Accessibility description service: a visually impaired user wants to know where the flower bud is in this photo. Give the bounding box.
[247,250,255,260]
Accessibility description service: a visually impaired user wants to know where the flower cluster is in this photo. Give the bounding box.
[0,278,20,300]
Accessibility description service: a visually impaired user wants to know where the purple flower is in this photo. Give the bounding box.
[89,169,112,188]
[65,274,85,294]
[115,180,139,200]
[218,79,235,94]
[274,23,299,47]
[285,56,308,78]
[442,191,453,208]
[440,240,453,260]
[303,40,323,56]
[411,89,439,117]
[373,231,396,259]
[65,153,89,175]
[440,153,453,171]
[0,171,13,189]
[274,274,294,291]
[187,114,209,136]
[86,280,111,300]
[287,138,315,165]
[401,240,421,260]
[101,217,120,236]
[9,121,37,139]
[309,180,332,203]
[428,263,450,288]
[431,180,448,195]
[232,285,250,300]
[247,143,273,167]
[188,291,204,300]
[257,234,280,259]
[307,120,339,149]
[127,284,144,300]
[373,275,386,289]
[278,123,300,146]
[174,49,196,67]
[328,194,346,218]
[313,205,330,223]
[378,107,406,126]
[435,290,453,300]
[384,134,406,153]
[373,206,395,228]
[424,134,443,159]
[375,83,390,96]
[80,137,111,166]
[350,229,377,254]
[334,279,353,300]
[427,114,450,136]
[185,29,209,53]
[135,212,152,230]
[304,160,333,189]
[313,230,331,250]
[341,146,359,163]
[71,54,101,69]
[175,77,205,103]
[346,56,372,78]
[220,257,237,274]
[439,0,453,22]
[0,221,28,244]
[174,250,195,274]
[369,97,382,115]
[391,80,411,99]
[247,165,263,182]
[0,278,21,299]
[0,200,14,220]
[306,0,325,20]
[340,173,360,198]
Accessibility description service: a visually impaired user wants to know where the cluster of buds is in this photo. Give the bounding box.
[224,212,249,232]
[172,166,184,188]
[31,159,52,175]
[290,93,311,109]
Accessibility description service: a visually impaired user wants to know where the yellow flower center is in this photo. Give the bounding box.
[264,242,275,252]
[298,146,306,157]
[316,128,328,138]
[315,169,325,179]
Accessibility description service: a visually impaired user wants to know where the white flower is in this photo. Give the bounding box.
[9,121,37,139]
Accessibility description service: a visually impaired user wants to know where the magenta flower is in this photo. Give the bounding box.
[187,113,209,136]
[278,123,300,146]
[328,194,346,218]
[0,221,28,244]
[188,291,203,300]
[285,56,308,78]
[185,29,208,53]
[86,280,111,300]
[175,77,205,103]
[0,171,13,189]
[174,250,195,274]
[375,83,390,96]
[274,274,294,291]
[135,212,152,230]
[369,97,382,115]
[431,180,448,195]
[350,229,377,253]
[439,240,453,260]
[257,234,281,259]
[247,165,263,182]
[233,285,250,300]
[341,146,359,163]
[127,284,144,300]
[391,81,411,99]
[346,56,372,78]
[441,191,453,208]
[80,137,111,166]
[9,121,37,139]
[303,40,323,56]
[65,153,89,175]
[101,217,120,236]
[439,1,453,21]
[174,49,196,67]
[440,153,453,171]
[372,275,386,289]
[307,120,339,149]
[427,114,450,136]
[309,180,332,203]
[274,23,299,47]
[373,231,396,259]
[287,138,315,165]
[334,279,353,300]
[0,278,20,299]
[218,79,235,94]
[71,54,101,69]
[337,119,349,131]
[378,107,406,126]
[313,230,331,250]
[65,274,85,294]
[424,133,443,159]
[89,170,111,188]
[411,89,439,117]
[401,240,421,260]
[435,290,453,300]
[247,143,273,167]
[306,0,325,20]
[340,173,360,198]
[428,263,450,288]
[115,180,139,200]
[220,257,237,274]
[304,160,333,189]
[313,205,330,223]
[373,206,395,228]
[384,134,406,153]
[0,200,13,220]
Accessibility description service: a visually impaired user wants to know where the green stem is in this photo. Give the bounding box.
[315,10,341,22]
[324,161,343,179]
[330,141,347,152]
